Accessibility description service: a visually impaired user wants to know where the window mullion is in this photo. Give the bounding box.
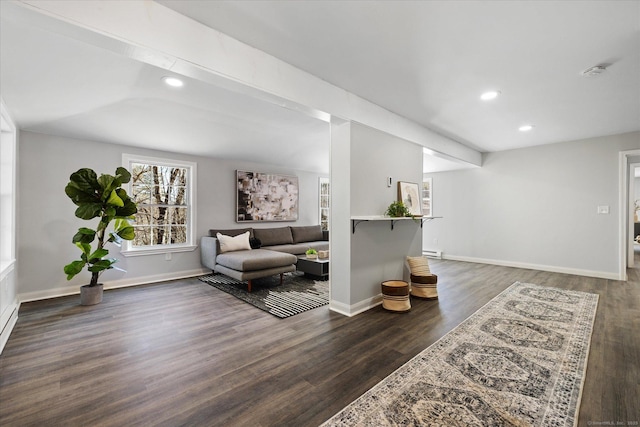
[123,154,195,252]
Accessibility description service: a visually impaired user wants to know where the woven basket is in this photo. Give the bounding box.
[381,280,411,312]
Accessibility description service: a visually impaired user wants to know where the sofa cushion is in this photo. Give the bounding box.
[217,232,252,253]
[216,249,297,272]
[262,244,306,255]
[291,225,324,243]
[253,227,293,247]
[209,228,254,253]
[249,237,262,249]
[264,242,329,255]
[214,263,296,282]
[209,228,253,238]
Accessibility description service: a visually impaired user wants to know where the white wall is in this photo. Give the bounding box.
[328,120,352,309]
[424,131,640,279]
[347,123,423,309]
[17,131,327,300]
[330,122,424,315]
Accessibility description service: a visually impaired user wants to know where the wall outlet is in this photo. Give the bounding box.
[597,205,610,214]
[433,238,438,245]
[165,252,172,261]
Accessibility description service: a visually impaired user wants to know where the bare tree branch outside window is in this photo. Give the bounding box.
[130,163,188,246]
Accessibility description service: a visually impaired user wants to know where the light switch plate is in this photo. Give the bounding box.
[597,205,610,214]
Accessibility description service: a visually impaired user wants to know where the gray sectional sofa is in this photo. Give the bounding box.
[200,225,329,291]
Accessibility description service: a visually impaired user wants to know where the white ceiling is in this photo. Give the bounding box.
[0,6,330,173]
[1,1,639,174]
[158,0,640,152]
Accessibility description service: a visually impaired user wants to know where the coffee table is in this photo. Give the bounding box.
[296,255,329,280]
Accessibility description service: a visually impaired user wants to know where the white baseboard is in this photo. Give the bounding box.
[18,268,210,303]
[0,299,19,355]
[442,254,622,280]
[101,268,210,290]
[330,294,382,317]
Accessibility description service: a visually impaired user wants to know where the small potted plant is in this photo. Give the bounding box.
[306,248,318,259]
[63,167,138,305]
[385,201,413,218]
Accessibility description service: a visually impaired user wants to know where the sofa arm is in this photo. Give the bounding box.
[200,236,219,271]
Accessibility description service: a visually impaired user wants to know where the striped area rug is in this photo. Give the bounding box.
[198,272,329,318]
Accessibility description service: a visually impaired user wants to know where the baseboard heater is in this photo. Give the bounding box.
[422,249,442,259]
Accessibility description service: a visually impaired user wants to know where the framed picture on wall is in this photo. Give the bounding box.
[397,181,422,216]
[236,170,299,222]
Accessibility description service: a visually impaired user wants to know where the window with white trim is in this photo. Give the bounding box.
[319,177,330,231]
[1,101,17,279]
[422,177,432,217]
[122,154,197,255]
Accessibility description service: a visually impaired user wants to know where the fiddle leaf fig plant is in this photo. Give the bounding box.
[64,167,138,287]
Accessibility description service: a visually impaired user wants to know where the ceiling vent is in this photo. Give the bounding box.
[581,64,608,77]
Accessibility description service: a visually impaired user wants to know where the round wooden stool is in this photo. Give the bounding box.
[381,280,411,312]
[410,273,438,299]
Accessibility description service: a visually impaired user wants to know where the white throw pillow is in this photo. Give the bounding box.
[217,231,252,253]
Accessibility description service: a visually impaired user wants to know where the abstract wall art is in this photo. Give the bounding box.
[236,170,299,222]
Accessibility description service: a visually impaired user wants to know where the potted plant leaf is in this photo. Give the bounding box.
[64,167,138,305]
[385,201,413,218]
[385,201,421,224]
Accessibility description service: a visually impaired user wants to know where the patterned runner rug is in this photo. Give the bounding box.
[322,282,598,426]
[199,272,329,318]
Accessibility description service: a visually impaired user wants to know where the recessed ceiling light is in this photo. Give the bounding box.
[162,76,184,87]
[480,90,500,101]
[518,125,534,132]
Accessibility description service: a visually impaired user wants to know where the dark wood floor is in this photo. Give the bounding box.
[1,257,638,426]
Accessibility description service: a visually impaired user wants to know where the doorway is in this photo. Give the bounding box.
[629,163,640,268]
[620,150,640,278]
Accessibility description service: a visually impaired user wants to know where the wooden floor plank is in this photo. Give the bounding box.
[1,257,639,426]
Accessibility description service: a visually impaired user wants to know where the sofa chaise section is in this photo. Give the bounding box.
[213,248,297,292]
[200,229,297,292]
